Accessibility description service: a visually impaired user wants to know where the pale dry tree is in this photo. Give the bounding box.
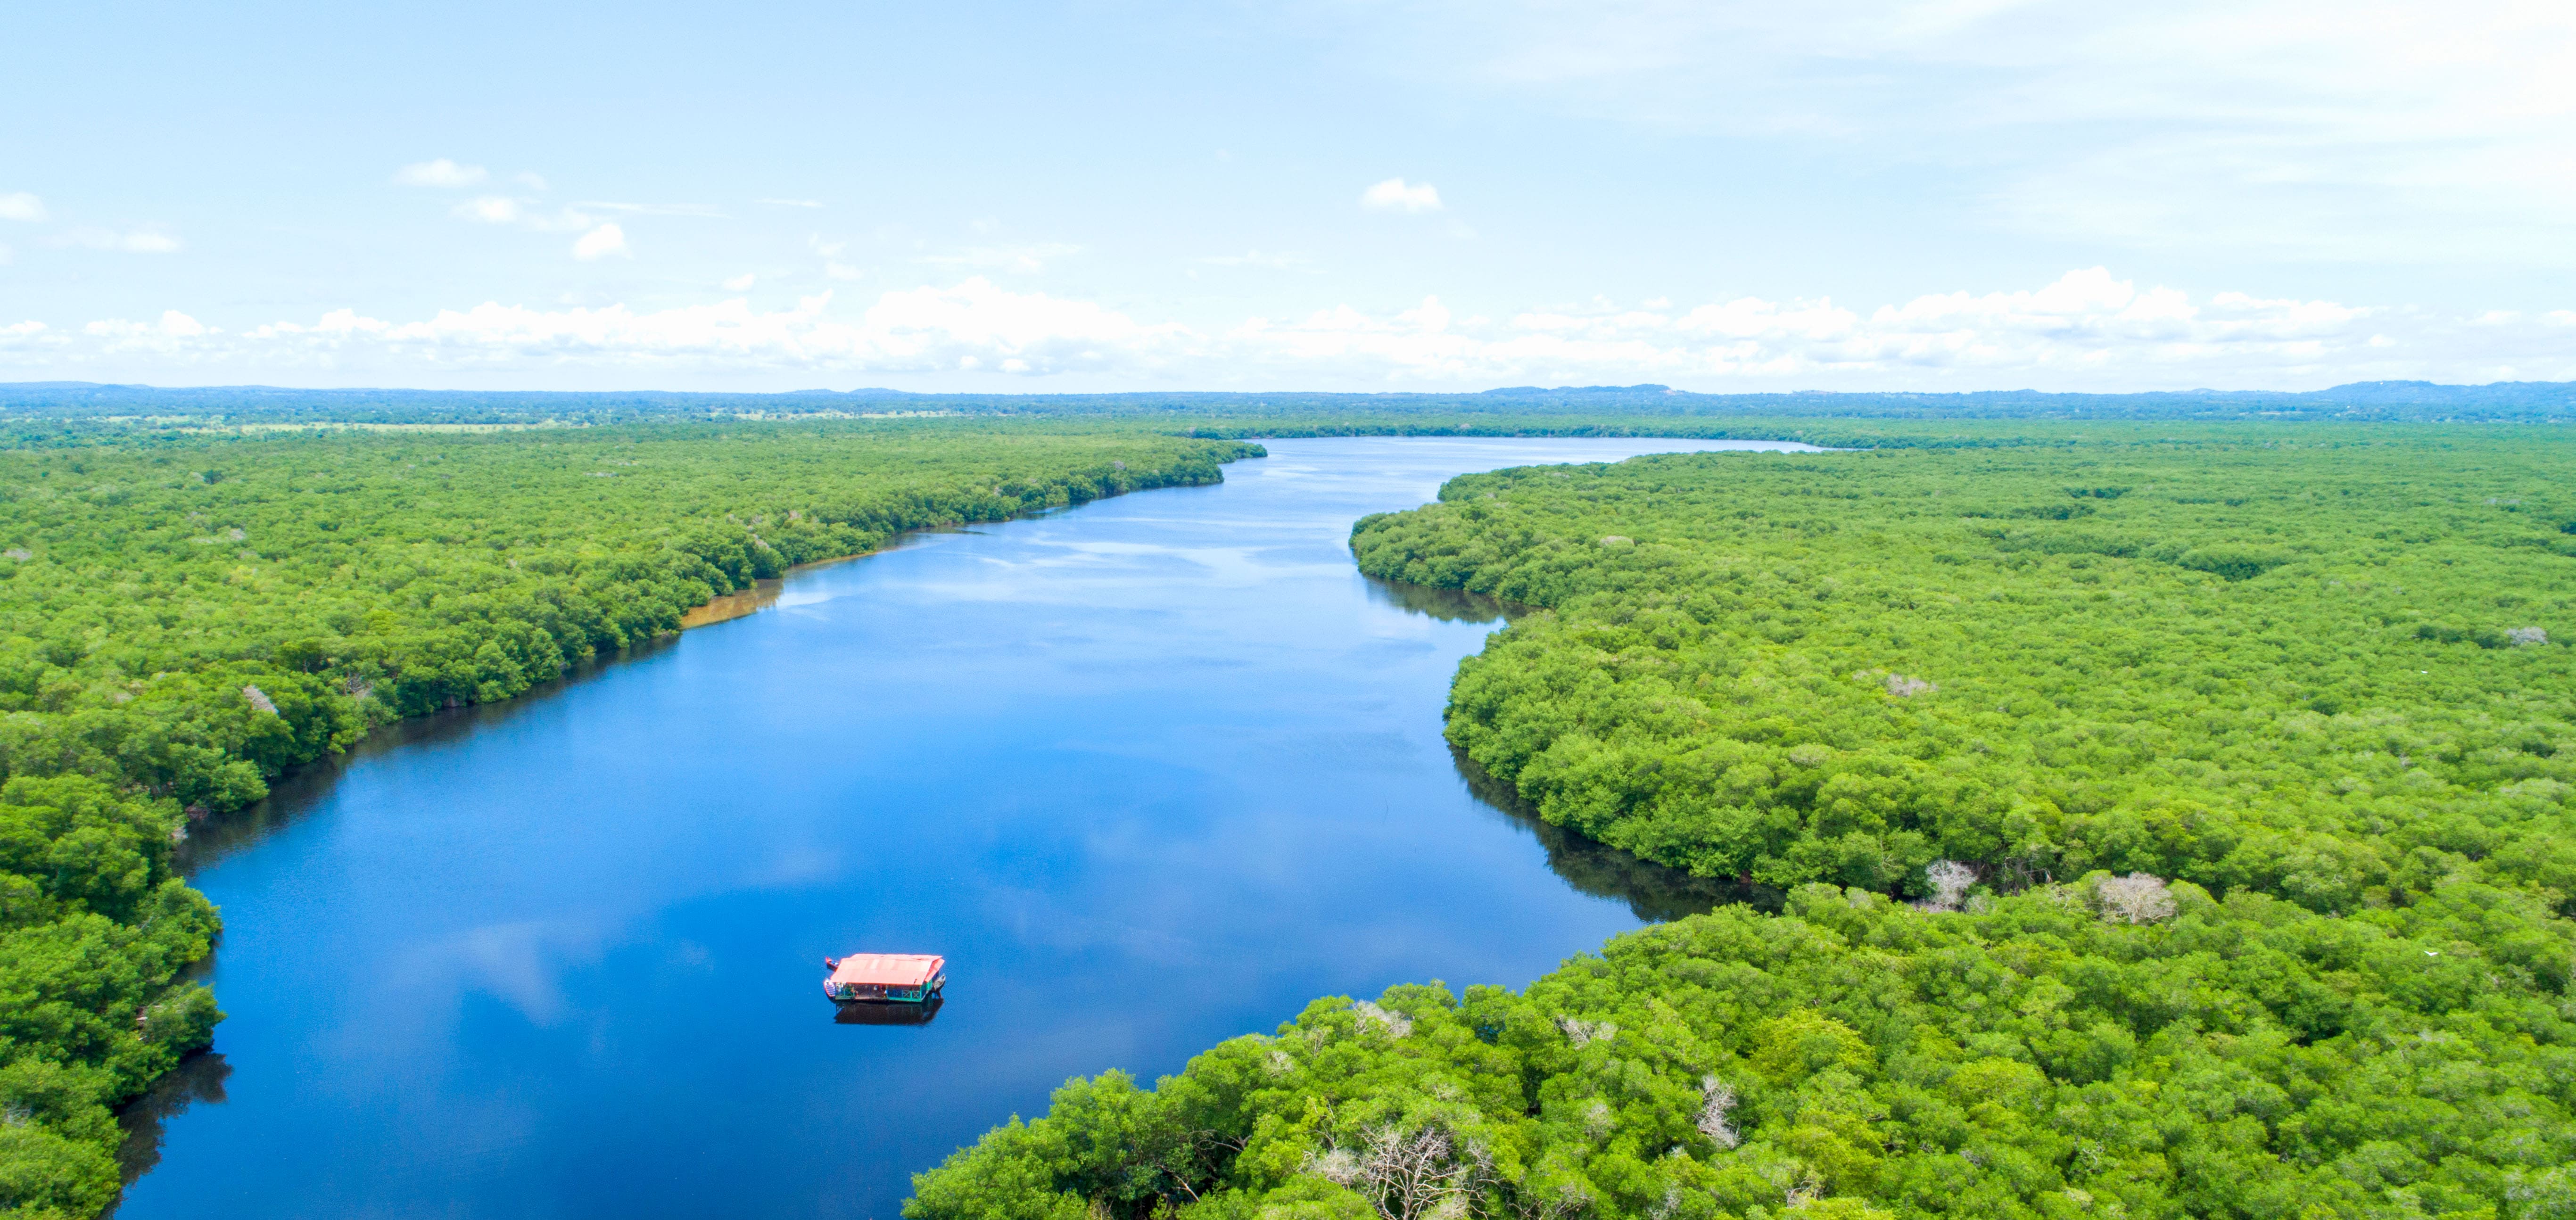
[1884,674,1936,698]
[1306,1122,1493,1220]
[2096,873,2178,924]
[2510,626,2549,647]
[1507,1181,1594,1220]
[1917,860,1978,912]
[1504,1179,1597,1220]
[1354,1000,1414,1038]
[1556,1016,1617,1048]
[1309,1146,1363,1183]
[1696,1076,1741,1150]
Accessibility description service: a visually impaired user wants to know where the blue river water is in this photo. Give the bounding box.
[115,437,1816,1220]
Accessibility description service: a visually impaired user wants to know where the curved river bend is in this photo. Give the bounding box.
[119,437,1816,1220]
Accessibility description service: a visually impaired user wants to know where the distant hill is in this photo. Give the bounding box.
[1,379,2570,426]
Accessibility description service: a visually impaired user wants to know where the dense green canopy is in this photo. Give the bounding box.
[913,877,2576,1220]
[8,415,2570,1219]
[913,425,2576,1220]
[1353,429,2574,911]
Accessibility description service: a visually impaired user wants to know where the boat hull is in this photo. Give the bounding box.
[823,974,946,1004]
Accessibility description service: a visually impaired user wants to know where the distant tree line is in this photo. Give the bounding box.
[3,380,2572,428]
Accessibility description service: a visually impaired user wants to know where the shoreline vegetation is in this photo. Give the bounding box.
[669,519,1000,630]
[675,557,841,629]
[0,418,1259,1218]
[908,424,2576,1220]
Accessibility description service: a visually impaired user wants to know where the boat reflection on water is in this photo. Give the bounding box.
[834,997,944,1027]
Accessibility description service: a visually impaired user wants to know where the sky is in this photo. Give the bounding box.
[3,0,2574,393]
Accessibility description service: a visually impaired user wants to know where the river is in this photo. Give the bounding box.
[115,436,1819,1219]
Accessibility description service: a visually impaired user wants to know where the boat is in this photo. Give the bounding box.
[823,953,946,1004]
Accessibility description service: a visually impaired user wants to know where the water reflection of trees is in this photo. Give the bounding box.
[132,641,701,1171]
[1454,749,1780,922]
[1374,573,1765,921]
[1362,577,1519,624]
[116,1052,232,1186]
[174,638,681,873]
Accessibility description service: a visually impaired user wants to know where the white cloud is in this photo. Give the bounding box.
[1379,267,2396,385]
[55,227,181,254]
[1199,250,1315,270]
[571,223,630,261]
[453,197,525,224]
[1308,1,2576,261]
[825,263,866,281]
[13,269,2575,390]
[79,311,214,352]
[1360,178,1444,213]
[0,193,45,223]
[453,198,718,237]
[724,273,758,291]
[921,243,1082,272]
[394,159,489,188]
[760,198,825,208]
[454,200,601,233]
[574,200,725,218]
[199,280,1192,376]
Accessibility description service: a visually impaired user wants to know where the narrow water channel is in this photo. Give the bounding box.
[116,437,1817,1220]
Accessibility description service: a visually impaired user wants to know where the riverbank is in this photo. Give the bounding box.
[677,547,901,629]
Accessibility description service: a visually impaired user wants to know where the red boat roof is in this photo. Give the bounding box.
[827,954,944,987]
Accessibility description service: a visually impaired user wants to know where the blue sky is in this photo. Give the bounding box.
[4,0,2572,392]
